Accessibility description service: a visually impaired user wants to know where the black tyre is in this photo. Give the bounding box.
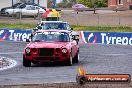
[66,54,73,66]
[73,52,79,63]
[23,57,31,67]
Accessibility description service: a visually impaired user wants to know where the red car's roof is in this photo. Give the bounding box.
[36,30,71,33]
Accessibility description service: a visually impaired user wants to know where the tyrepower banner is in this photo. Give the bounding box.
[80,31,132,45]
[0,29,132,45]
[0,29,32,41]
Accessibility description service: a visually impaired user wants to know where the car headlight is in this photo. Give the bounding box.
[62,48,67,53]
[25,48,30,53]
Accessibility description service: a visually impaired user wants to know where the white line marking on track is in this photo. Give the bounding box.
[0,57,17,71]
[102,53,132,56]
[0,52,23,54]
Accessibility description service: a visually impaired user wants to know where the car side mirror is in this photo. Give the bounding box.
[26,39,30,42]
[33,28,37,32]
[19,6,24,9]
[37,26,42,29]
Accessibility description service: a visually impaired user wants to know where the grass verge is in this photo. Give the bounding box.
[0,23,132,32]
[72,25,132,32]
[0,23,36,29]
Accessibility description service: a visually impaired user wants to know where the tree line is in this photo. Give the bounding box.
[48,0,108,8]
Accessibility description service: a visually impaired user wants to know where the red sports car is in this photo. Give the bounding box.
[23,30,79,67]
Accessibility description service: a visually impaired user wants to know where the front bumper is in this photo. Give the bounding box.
[24,55,69,62]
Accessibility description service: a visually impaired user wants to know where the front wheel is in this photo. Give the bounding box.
[23,57,31,67]
[73,52,79,63]
[66,54,73,66]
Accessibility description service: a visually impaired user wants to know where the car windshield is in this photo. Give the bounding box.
[12,3,22,8]
[32,32,69,42]
[42,22,69,30]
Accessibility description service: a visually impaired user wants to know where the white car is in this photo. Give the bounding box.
[5,5,45,16]
[33,21,79,44]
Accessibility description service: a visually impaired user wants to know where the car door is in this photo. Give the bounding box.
[35,6,45,16]
[21,5,28,15]
[16,4,26,14]
[23,5,36,16]
[5,8,14,15]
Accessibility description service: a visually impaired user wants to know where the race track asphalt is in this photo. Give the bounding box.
[0,41,132,85]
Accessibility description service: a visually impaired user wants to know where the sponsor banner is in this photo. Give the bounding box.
[0,29,132,45]
[0,29,32,42]
[80,31,132,45]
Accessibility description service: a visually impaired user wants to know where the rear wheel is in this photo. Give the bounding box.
[5,12,10,17]
[23,57,31,67]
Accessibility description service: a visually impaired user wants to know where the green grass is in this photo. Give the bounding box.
[72,25,132,32]
[0,23,36,29]
[0,23,132,32]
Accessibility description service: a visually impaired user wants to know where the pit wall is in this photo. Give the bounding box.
[0,29,132,45]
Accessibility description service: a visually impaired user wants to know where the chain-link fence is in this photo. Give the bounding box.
[60,10,132,27]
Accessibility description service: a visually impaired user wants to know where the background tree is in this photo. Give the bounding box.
[57,0,76,8]
[76,0,107,8]
[55,0,107,8]
[97,0,107,7]
[48,0,54,8]
[76,0,93,7]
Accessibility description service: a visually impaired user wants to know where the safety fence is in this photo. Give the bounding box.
[0,28,132,45]
[60,10,132,27]
[0,10,132,27]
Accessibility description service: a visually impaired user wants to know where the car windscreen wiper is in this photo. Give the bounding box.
[55,40,67,42]
[34,40,41,42]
